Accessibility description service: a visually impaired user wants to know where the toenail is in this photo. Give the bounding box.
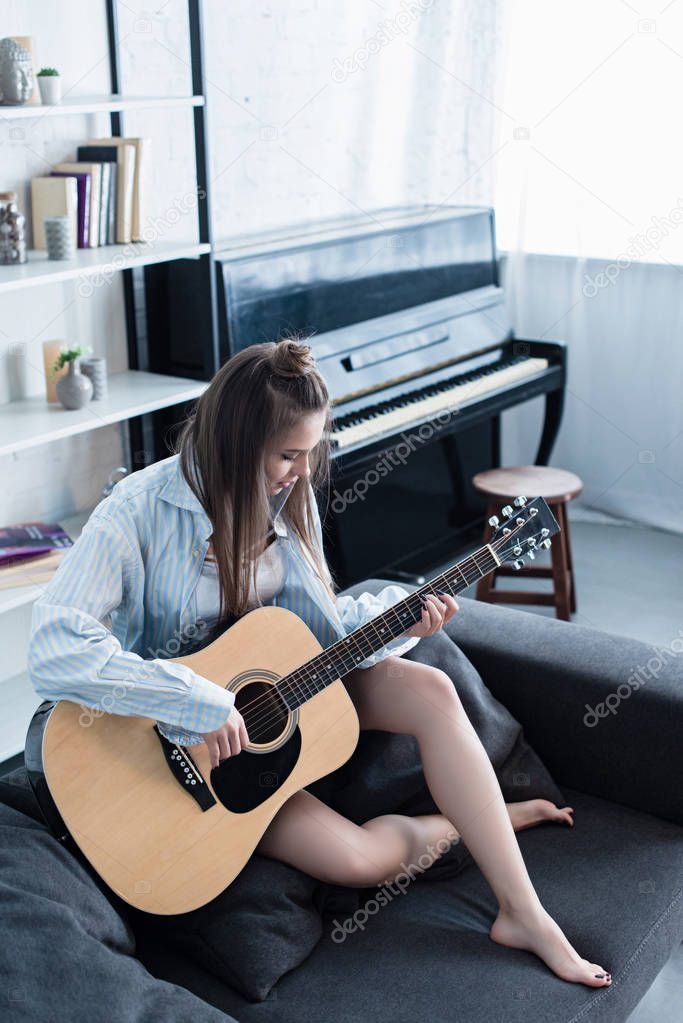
[594,974,605,978]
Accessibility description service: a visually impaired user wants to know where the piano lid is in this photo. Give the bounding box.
[215,205,503,362]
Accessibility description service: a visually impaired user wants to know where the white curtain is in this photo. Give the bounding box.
[492,0,683,535]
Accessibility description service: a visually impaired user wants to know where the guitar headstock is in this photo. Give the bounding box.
[488,496,560,570]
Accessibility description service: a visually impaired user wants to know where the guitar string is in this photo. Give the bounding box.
[231,522,538,742]
[228,514,543,742]
[229,518,541,740]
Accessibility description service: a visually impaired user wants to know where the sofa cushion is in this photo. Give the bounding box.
[129,853,324,1003]
[135,786,683,1023]
[306,622,566,839]
[0,800,234,1022]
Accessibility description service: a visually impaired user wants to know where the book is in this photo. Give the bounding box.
[106,163,118,243]
[88,136,149,242]
[82,141,136,243]
[30,176,78,250]
[0,550,64,590]
[53,162,102,247]
[0,521,73,568]
[77,146,120,246]
[50,171,91,247]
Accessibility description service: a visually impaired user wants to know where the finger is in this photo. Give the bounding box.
[426,594,447,628]
[424,597,440,634]
[420,598,436,632]
[227,726,240,758]
[217,730,230,762]
[208,737,220,769]
[438,593,459,622]
[240,718,250,748]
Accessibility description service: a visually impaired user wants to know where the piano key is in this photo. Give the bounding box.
[331,356,549,452]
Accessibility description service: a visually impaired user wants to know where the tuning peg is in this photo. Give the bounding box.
[527,551,535,560]
[540,538,552,549]
[541,528,549,538]
[513,545,522,556]
[513,495,527,507]
[512,559,524,570]
[527,538,537,548]
[501,505,514,518]
[488,514,500,528]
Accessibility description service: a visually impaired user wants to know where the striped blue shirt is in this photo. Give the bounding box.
[27,454,419,747]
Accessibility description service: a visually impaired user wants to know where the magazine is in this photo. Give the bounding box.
[0,521,74,568]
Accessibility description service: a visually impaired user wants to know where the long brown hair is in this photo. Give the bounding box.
[174,338,337,639]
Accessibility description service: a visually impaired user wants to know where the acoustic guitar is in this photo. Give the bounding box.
[25,494,558,915]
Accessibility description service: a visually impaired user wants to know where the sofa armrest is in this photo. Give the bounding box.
[442,596,683,828]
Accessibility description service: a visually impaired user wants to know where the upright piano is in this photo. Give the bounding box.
[210,205,566,589]
[148,206,564,589]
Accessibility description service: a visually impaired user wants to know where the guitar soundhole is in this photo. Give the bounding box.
[236,681,289,745]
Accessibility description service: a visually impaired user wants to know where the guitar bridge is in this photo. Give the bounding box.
[153,724,217,812]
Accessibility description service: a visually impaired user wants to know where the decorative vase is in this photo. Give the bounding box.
[44,214,75,260]
[56,358,93,410]
[42,339,67,402]
[37,75,61,104]
[79,355,108,400]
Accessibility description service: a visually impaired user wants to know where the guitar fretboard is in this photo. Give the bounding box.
[276,543,500,711]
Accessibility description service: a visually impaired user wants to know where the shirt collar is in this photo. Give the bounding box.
[158,455,213,539]
[159,454,291,540]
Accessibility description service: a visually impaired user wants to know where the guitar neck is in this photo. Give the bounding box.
[277,542,501,711]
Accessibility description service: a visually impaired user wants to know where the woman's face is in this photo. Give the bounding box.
[264,409,328,495]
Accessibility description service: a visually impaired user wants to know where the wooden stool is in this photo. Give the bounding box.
[472,465,583,621]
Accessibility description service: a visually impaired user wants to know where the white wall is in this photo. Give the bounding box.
[1,0,503,529]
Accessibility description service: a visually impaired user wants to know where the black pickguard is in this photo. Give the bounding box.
[209,728,302,813]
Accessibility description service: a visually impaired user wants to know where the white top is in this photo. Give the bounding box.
[194,486,291,628]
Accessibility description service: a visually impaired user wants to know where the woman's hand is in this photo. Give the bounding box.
[200,708,249,768]
[405,591,459,638]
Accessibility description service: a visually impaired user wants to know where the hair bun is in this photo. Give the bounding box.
[270,337,315,379]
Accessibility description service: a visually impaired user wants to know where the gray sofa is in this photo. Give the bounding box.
[1,582,682,1023]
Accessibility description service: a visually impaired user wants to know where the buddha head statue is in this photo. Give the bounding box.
[0,38,34,105]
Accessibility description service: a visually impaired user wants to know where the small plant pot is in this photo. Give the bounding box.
[38,76,62,105]
[56,358,93,410]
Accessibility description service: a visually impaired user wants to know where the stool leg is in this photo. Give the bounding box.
[550,500,572,620]
[558,501,577,613]
[476,502,498,602]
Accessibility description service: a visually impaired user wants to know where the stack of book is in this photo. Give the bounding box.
[0,521,74,590]
[30,136,150,249]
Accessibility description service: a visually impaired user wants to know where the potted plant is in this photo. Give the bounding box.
[49,344,93,409]
[36,67,61,105]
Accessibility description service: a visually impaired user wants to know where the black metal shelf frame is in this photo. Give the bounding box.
[105,0,218,469]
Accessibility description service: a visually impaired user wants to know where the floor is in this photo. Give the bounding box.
[430,509,683,1022]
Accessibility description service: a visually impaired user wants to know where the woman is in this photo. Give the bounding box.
[28,338,611,988]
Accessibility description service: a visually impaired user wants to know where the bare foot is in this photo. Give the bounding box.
[490,901,612,988]
[507,799,574,832]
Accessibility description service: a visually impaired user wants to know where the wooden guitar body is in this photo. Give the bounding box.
[30,606,360,914]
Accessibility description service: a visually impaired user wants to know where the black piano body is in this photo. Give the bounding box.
[147,205,566,589]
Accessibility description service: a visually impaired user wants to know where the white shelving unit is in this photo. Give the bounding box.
[0,94,204,121]
[0,241,211,295]
[0,86,215,766]
[1,370,208,455]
